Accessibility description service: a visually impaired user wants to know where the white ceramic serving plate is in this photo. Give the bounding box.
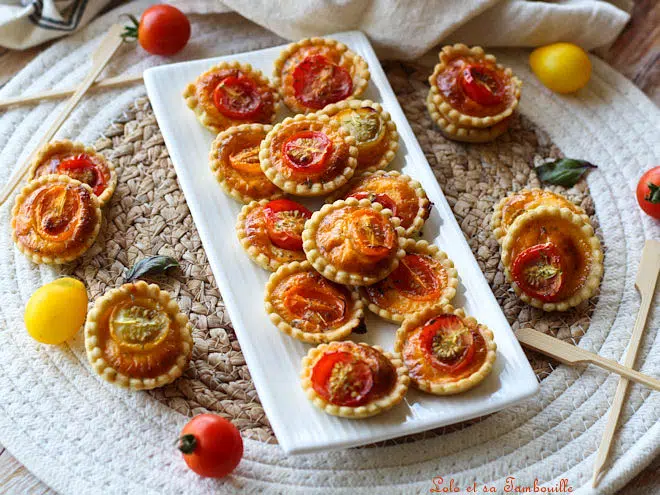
[144,31,539,455]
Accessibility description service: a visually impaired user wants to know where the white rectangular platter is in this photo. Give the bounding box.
[144,31,539,455]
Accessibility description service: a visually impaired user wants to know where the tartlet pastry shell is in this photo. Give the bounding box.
[28,139,117,207]
[500,205,603,312]
[302,197,407,286]
[320,99,398,173]
[264,261,364,344]
[359,239,459,322]
[394,305,497,395]
[273,37,370,114]
[300,342,409,418]
[259,113,358,196]
[84,281,193,390]
[11,175,102,264]
[183,60,280,133]
[428,44,522,129]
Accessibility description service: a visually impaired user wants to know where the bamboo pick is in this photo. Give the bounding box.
[592,239,660,487]
[0,24,125,207]
[0,73,144,109]
[515,328,660,391]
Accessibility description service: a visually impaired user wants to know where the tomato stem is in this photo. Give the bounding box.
[177,433,197,454]
[645,183,660,204]
[121,14,140,41]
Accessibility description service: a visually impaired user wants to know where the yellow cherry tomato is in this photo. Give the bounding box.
[24,277,88,344]
[529,42,592,94]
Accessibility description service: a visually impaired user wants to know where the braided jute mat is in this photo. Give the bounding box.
[64,62,602,446]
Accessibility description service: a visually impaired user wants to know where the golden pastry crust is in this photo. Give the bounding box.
[428,44,521,129]
[359,239,458,322]
[259,113,358,196]
[209,123,284,203]
[302,197,407,286]
[264,261,364,344]
[394,305,497,395]
[28,140,117,207]
[320,99,398,173]
[492,188,590,244]
[326,170,430,236]
[300,341,409,418]
[236,199,307,271]
[183,61,279,133]
[273,37,370,114]
[426,93,511,143]
[84,281,193,390]
[11,175,102,264]
[500,205,603,312]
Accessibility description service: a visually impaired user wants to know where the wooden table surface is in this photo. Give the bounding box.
[0,1,658,493]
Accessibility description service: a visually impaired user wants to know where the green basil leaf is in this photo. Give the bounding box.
[535,158,597,187]
[125,255,179,282]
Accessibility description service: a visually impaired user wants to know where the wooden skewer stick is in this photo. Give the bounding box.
[0,73,144,110]
[0,24,125,207]
[592,239,660,487]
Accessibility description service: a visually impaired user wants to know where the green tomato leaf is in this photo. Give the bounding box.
[535,158,597,187]
[125,255,179,282]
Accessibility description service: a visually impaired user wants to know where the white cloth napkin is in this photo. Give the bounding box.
[0,0,631,58]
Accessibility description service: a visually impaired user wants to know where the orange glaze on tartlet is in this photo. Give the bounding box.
[183,61,279,133]
[394,305,496,395]
[300,341,409,418]
[210,123,284,203]
[326,170,430,236]
[11,175,102,264]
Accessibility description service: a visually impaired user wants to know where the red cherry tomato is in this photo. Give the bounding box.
[348,191,398,217]
[178,414,243,478]
[460,64,503,106]
[420,314,475,373]
[212,75,264,120]
[292,55,353,109]
[263,199,312,250]
[636,166,660,219]
[348,209,395,259]
[511,242,565,302]
[390,254,442,301]
[58,154,107,196]
[130,5,191,56]
[282,130,333,174]
[311,351,374,406]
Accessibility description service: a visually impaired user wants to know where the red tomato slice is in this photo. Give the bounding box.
[348,209,396,260]
[213,75,263,119]
[58,154,106,196]
[348,191,398,217]
[263,199,312,250]
[511,242,564,302]
[311,351,374,407]
[283,282,347,327]
[282,130,333,174]
[390,254,442,301]
[460,64,504,106]
[228,146,261,174]
[292,55,353,109]
[420,314,475,374]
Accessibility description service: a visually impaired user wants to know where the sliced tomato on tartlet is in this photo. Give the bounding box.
[459,64,505,107]
[348,208,397,261]
[419,314,475,374]
[511,242,565,302]
[57,154,108,197]
[263,199,312,251]
[311,351,374,407]
[281,130,333,176]
[292,55,353,109]
[391,254,446,301]
[213,74,264,120]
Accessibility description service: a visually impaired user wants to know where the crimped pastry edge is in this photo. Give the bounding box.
[359,238,459,323]
[84,281,193,390]
[183,60,280,133]
[272,37,370,114]
[500,205,604,312]
[394,304,497,395]
[325,169,431,237]
[428,44,522,128]
[28,139,117,207]
[491,188,591,244]
[319,99,399,173]
[209,123,285,204]
[11,174,102,265]
[264,260,364,344]
[259,113,358,196]
[302,197,407,286]
[300,342,409,418]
